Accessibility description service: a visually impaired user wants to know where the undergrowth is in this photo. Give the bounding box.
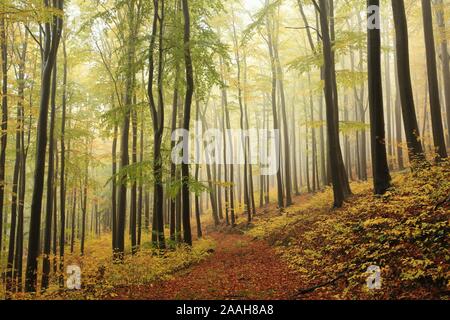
[248,161,450,300]
[4,237,215,300]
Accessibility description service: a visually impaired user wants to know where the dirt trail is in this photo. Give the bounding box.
[116,231,305,300]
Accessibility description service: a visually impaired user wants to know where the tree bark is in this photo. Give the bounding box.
[318,0,345,208]
[25,0,63,292]
[181,0,193,245]
[421,0,447,159]
[391,0,425,162]
[367,0,391,195]
[42,60,58,290]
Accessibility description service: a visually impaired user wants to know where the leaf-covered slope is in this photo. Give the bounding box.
[249,161,450,300]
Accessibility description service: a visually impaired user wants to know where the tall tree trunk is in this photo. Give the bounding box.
[367,0,391,195]
[181,0,193,245]
[59,33,67,287]
[111,111,118,251]
[80,150,88,256]
[169,65,180,242]
[384,20,394,167]
[70,189,76,253]
[137,107,144,247]
[198,101,219,225]
[266,8,284,209]
[14,50,31,292]
[243,53,256,216]
[117,0,137,257]
[149,0,166,249]
[421,0,447,159]
[435,0,450,144]
[0,10,8,267]
[318,0,345,208]
[391,0,425,162]
[42,61,58,291]
[220,57,234,225]
[194,102,203,238]
[25,1,63,292]
[231,13,251,222]
[130,107,137,253]
[6,31,28,292]
[273,33,293,207]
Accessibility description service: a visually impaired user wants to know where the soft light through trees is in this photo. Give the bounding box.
[0,0,448,297]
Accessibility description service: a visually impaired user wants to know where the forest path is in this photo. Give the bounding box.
[115,231,305,300]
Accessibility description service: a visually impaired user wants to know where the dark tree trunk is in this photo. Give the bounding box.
[393,45,405,170]
[274,37,293,207]
[117,0,137,258]
[59,34,67,287]
[367,0,391,195]
[149,0,166,249]
[181,0,193,245]
[384,21,394,167]
[70,189,76,253]
[198,101,219,226]
[318,0,345,208]
[25,0,63,292]
[266,9,284,209]
[231,16,251,222]
[42,61,58,291]
[0,11,8,266]
[6,88,20,294]
[435,0,450,144]
[6,31,28,292]
[242,54,256,216]
[194,104,202,238]
[137,108,144,247]
[421,0,447,159]
[130,107,137,253]
[111,113,118,251]
[169,65,180,242]
[80,157,88,256]
[391,0,425,162]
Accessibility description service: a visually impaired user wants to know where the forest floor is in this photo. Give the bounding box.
[114,161,450,300]
[5,162,448,300]
[114,226,307,300]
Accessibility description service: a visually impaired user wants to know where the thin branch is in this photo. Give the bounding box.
[285,26,322,40]
[25,25,43,52]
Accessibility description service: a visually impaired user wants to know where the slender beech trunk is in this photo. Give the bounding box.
[25,0,63,292]
[42,61,58,291]
[0,10,8,266]
[273,31,293,207]
[80,149,88,256]
[318,0,345,208]
[111,111,118,251]
[391,0,425,162]
[59,33,67,287]
[435,0,450,144]
[266,8,284,209]
[117,0,137,257]
[130,107,137,253]
[169,64,180,241]
[6,32,28,292]
[421,0,447,159]
[367,0,391,194]
[181,0,193,245]
[231,13,251,222]
[137,107,144,247]
[149,0,166,249]
[70,189,76,253]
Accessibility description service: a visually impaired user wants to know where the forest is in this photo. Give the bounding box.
[0,0,449,300]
